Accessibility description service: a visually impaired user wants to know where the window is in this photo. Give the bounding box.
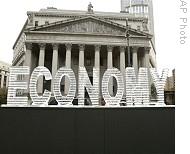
[142,6,144,13]
[135,6,138,13]
[35,21,38,27]
[136,6,139,13]
[146,6,149,13]
[133,7,135,13]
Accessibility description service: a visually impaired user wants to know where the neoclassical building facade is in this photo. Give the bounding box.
[12,7,156,102]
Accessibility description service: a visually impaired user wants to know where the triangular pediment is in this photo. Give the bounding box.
[27,16,151,37]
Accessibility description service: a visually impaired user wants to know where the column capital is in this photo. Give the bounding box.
[107,45,114,52]
[65,43,72,51]
[25,43,32,50]
[52,43,59,50]
[132,46,139,52]
[79,44,85,51]
[120,46,126,52]
[95,45,101,51]
[39,43,46,50]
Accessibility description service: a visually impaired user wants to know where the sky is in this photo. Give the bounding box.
[0,0,179,72]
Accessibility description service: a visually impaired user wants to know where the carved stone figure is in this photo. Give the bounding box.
[88,2,93,13]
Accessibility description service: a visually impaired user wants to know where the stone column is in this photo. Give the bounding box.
[24,43,32,97]
[38,43,46,94]
[65,44,72,68]
[95,45,100,68]
[132,47,138,75]
[107,46,113,69]
[0,71,5,88]
[78,44,85,98]
[120,46,126,96]
[65,44,72,95]
[79,44,85,67]
[51,44,59,92]
[38,44,45,66]
[120,46,126,76]
[24,43,32,69]
[95,45,101,104]
[107,45,113,96]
